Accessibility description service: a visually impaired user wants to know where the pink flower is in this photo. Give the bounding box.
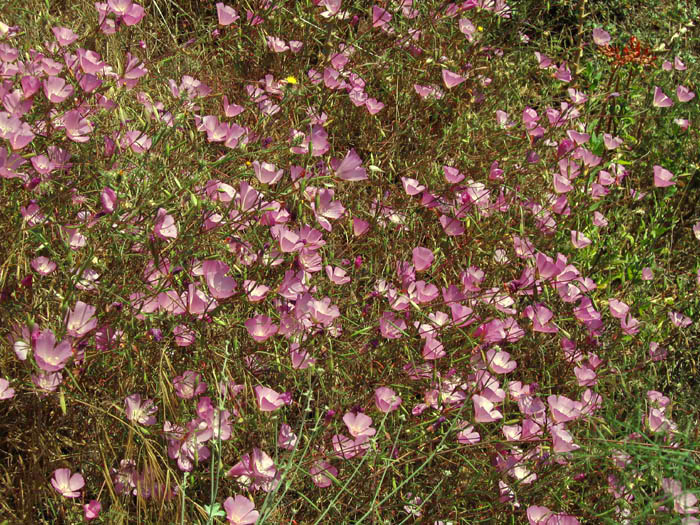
[353,218,370,237]
[442,69,466,89]
[608,299,629,319]
[592,27,611,45]
[653,165,675,187]
[456,423,481,444]
[310,460,337,488]
[343,411,376,438]
[676,85,695,103]
[326,265,350,285]
[245,315,278,343]
[412,247,434,271]
[52,26,79,46]
[473,395,503,423]
[653,86,673,108]
[312,188,345,231]
[34,330,72,372]
[278,423,298,450]
[333,148,367,181]
[51,468,84,498]
[31,256,57,275]
[125,394,157,425]
[548,395,582,423]
[252,161,283,184]
[172,371,207,399]
[61,109,93,142]
[524,303,558,333]
[223,494,259,524]
[486,349,517,374]
[570,230,591,249]
[217,3,240,25]
[154,208,178,239]
[254,385,288,412]
[0,378,15,400]
[83,500,101,520]
[669,311,692,328]
[642,267,654,280]
[375,386,402,413]
[65,300,97,338]
[43,76,74,103]
[372,5,391,27]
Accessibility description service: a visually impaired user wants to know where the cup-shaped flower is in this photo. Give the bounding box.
[254,385,287,412]
[154,208,178,239]
[343,411,376,438]
[653,165,675,187]
[277,423,298,450]
[442,69,465,89]
[51,468,84,498]
[486,349,517,374]
[245,315,278,343]
[31,256,57,275]
[310,460,337,488]
[125,394,157,426]
[412,247,434,271]
[223,494,259,524]
[216,3,240,26]
[592,27,611,45]
[84,500,101,521]
[472,394,503,423]
[653,87,673,108]
[65,300,97,338]
[173,370,207,399]
[0,378,15,400]
[375,386,402,413]
[34,330,72,372]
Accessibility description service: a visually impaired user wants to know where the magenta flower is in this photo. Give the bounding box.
[254,385,288,412]
[51,468,84,498]
[223,494,259,524]
[669,311,692,328]
[227,449,280,492]
[524,304,558,333]
[125,394,157,425]
[0,378,15,400]
[375,386,402,413]
[372,5,391,27]
[34,329,72,372]
[65,301,97,338]
[653,165,675,187]
[83,500,101,521]
[245,315,278,343]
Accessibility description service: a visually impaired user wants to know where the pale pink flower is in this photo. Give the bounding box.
[326,265,351,285]
[372,5,391,27]
[551,424,580,453]
[653,165,675,187]
[548,395,582,423]
[375,386,402,413]
[642,267,654,280]
[65,301,97,338]
[51,468,84,498]
[254,385,288,412]
[570,230,592,249]
[252,161,283,184]
[173,371,207,399]
[223,494,259,524]
[125,394,157,425]
[278,423,298,450]
[603,133,623,150]
[486,349,517,374]
[669,311,692,328]
[592,27,611,45]
[31,256,57,275]
[608,299,629,319]
[61,109,93,142]
[154,208,178,239]
[310,460,337,488]
[442,69,465,89]
[52,26,79,46]
[217,3,239,25]
[0,378,15,400]
[245,315,278,342]
[653,86,673,108]
[32,371,63,392]
[312,188,345,231]
[343,411,376,438]
[353,218,370,237]
[43,76,74,103]
[677,85,695,103]
[34,330,72,372]
[333,148,367,181]
[472,395,503,422]
[456,423,481,444]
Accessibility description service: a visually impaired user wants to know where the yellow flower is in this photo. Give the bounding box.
[285,76,298,85]
[478,26,484,32]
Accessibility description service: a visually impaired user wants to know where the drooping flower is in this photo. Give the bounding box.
[51,468,84,498]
